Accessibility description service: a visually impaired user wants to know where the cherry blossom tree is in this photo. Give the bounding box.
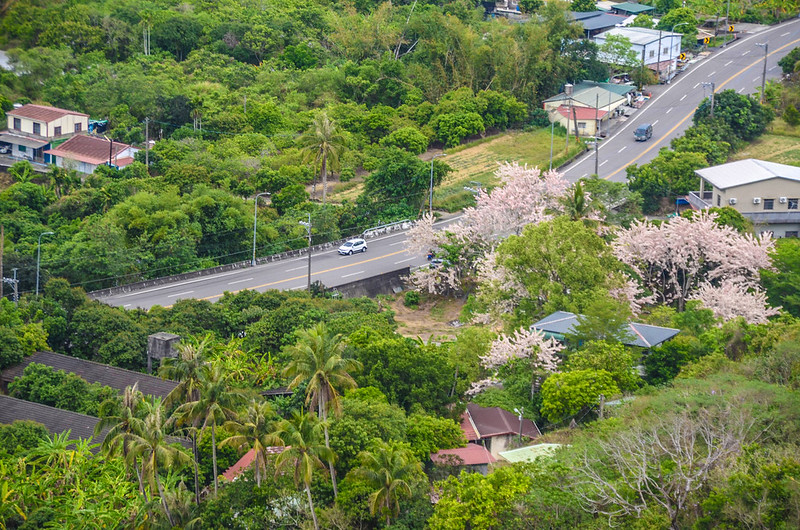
[405,163,569,295]
[469,327,563,399]
[613,211,777,322]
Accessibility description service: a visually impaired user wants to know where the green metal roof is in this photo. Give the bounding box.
[612,2,655,14]
[499,443,564,463]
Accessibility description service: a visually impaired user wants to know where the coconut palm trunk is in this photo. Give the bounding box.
[319,396,337,497]
[211,422,218,497]
[305,483,319,530]
[321,150,328,204]
[154,463,175,528]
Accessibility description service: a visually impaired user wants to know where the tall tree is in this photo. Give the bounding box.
[273,412,335,530]
[284,323,362,498]
[173,365,248,497]
[127,397,192,527]
[220,400,281,487]
[352,441,422,526]
[297,112,345,204]
[159,336,211,504]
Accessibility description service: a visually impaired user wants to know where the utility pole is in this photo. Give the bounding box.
[594,94,600,176]
[656,28,662,83]
[724,0,731,46]
[145,117,150,168]
[0,224,4,299]
[299,214,312,291]
[756,43,768,103]
[564,83,574,152]
[702,82,715,117]
[4,268,19,306]
[640,47,646,90]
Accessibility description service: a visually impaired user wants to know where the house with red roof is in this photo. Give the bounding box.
[459,403,541,459]
[45,134,138,175]
[430,443,496,475]
[221,446,287,482]
[1,104,89,163]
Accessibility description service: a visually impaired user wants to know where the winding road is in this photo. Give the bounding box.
[562,17,800,182]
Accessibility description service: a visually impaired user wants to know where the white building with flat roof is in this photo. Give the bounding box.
[594,26,683,81]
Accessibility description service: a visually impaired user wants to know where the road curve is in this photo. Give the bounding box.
[562,17,800,183]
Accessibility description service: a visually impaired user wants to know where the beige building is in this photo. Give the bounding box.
[689,159,800,237]
[0,104,89,164]
[543,81,632,137]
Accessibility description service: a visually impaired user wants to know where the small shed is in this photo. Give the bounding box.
[610,2,655,16]
[431,444,497,475]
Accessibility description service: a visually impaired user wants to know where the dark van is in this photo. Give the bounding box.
[634,124,653,141]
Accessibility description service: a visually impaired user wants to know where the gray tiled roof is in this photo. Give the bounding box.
[532,311,680,348]
[1,351,177,398]
[0,395,108,449]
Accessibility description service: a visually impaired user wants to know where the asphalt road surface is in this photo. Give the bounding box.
[98,220,456,310]
[562,17,800,183]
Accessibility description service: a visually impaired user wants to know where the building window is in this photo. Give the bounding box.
[663,46,668,55]
[649,50,655,58]
[74,123,82,132]
[18,145,26,152]
[578,122,586,129]
[788,198,799,210]
[13,118,21,130]
[717,194,721,206]
[763,199,774,210]
[786,231,799,238]
[33,122,41,135]
[54,126,62,136]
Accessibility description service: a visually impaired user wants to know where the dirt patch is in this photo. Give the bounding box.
[389,294,466,342]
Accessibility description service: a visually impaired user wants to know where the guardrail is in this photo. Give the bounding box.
[362,219,413,238]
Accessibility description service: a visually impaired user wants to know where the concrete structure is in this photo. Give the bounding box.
[45,134,138,174]
[594,27,683,81]
[689,159,800,237]
[147,332,181,374]
[0,104,89,163]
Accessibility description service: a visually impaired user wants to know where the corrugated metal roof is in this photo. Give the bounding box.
[611,2,655,14]
[0,132,49,148]
[695,159,800,190]
[1,351,178,399]
[499,443,563,463]
[466,403,541,439]
[44,135,133,166]
[595,26,682,46]
[532,311,680,348]
[8,104,89,122]
[431,444,496,466]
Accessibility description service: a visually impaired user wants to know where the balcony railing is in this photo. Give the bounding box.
[687,191,712,210]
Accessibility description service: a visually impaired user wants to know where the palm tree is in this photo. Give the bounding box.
[560,181,595,222]
[273,411,334,530]
[296,112,346,203]
[283,323,361,498]
[95,384,153,510]
[126,397,193,528]
[353,441,422,526]
[219,400,281,487]
[160,336,211,504]
[173,365,248,497]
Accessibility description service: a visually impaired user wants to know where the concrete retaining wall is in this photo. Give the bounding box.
[331,267,410,299]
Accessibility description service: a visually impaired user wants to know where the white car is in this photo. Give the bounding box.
[338,238,367,255]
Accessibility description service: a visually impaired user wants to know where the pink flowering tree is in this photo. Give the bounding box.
[469,327,563,399]
[406,163,569,295]
[613,211,778,323]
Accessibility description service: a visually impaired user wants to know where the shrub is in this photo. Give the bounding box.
[404,290,420,308]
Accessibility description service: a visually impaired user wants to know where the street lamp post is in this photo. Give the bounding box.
[299,214,312,291]
[429,153,447,217]
[252,192,271,267]
[514,407,524,444]
[36,231,54,296]
[667,22,691,82]
[756,43,768,104]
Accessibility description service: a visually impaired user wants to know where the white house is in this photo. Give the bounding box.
[594,26,683,81]
[689,159,800,237]
[45,134,138,175]
[0,104,89,163]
